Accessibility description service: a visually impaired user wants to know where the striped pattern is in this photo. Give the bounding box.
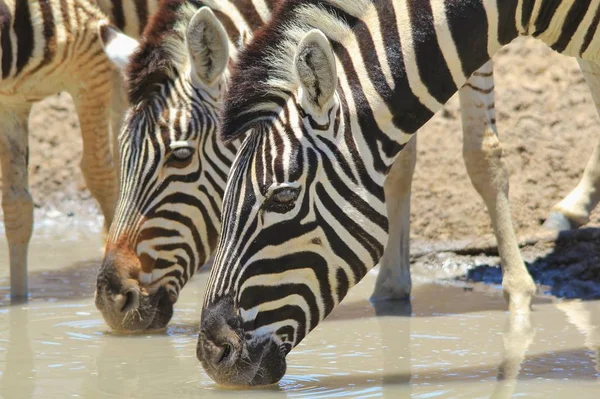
[95,0,280,331]
[200,0,600,381]
[0,0,161,299]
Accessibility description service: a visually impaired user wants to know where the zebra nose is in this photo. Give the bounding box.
[197,332,238,367]
[197,296,243,368]
[111,287,140,314]
[95,250,142,316]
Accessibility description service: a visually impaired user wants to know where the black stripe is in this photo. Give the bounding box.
[552,0,591,53]
[31,0,56,73]
[336,268,348,305]
[0,0,12,78]
[371,1,434,135]
[497,0,519,44]
[14,0,34,75]
[237,2,264,31]
[334,41,405,175]
[521,0,536,31]
[445,0,490,80]
[315,183,384,267]
[112,0,125,30]
[241,284,315,334]
[408,0,457,104]
[533,0,562,36]
[59,0,71,34]
[213,10,240,48]
[134,0,149,36]
[581,6,600,56]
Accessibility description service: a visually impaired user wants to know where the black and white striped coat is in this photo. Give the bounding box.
[93,0,281,332]
[197,0,600,387]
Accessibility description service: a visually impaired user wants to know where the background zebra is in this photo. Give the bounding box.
[0,0,146,300]
[197,0,600,386]
[93,0,280,332]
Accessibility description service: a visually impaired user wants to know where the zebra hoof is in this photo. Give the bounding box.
[542,211,582,232]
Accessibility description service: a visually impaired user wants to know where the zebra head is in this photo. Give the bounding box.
[197,25,390,386]
[94,6,237,332]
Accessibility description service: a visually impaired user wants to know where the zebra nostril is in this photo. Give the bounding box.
[119,289,139,313]
[217,342,233,365]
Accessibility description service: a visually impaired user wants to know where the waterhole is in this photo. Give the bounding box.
[1,220,599,398]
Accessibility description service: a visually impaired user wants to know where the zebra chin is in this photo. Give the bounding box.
[196,296,287,386]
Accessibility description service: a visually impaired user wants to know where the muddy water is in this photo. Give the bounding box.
[1,225,600,398]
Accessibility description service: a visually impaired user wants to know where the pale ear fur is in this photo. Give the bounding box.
[98,21,139,71]
[294,29,337,112]
[186,7,229,86]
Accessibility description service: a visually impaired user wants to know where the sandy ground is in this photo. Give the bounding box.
[2,37,600,297]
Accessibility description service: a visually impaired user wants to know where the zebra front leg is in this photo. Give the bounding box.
[460,61,535,314]
[371,136,416,302]
[71,77,118,236]
[0,105,34,299]
[544,59,600,231]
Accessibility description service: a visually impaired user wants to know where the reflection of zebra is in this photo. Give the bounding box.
[197,0,600,386]
[94,0,280,332]
[0,0,159,299]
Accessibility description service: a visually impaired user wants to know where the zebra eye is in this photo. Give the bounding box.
[264,187,300,213]
[166,147,194,168]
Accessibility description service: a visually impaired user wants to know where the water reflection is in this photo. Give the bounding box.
[556,300,600,375]
[0,308,35,399]
[2,273,600,398]
[490,311,536,398]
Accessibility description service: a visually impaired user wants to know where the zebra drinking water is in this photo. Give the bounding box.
[93,0,280,331]
[197,0,600,386]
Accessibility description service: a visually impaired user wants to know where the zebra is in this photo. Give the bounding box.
[91,0,534,333]
[92,0,280,332]
[0,0,166,300]
[94,0,596,334]
[0,0,133,300]
[196,0,600,386]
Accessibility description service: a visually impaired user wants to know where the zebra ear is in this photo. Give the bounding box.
[294,29,337,113]
[186,7,230,86]
[98,21,139,71]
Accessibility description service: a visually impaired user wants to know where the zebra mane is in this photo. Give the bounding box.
[126,0,207,104]
[221,0,371,143]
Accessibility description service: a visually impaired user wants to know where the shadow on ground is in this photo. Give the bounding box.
[457,228,600,299]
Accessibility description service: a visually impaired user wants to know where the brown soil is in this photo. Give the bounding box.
[3,36,600,242]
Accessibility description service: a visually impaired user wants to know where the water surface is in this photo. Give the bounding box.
[1,225,600,398]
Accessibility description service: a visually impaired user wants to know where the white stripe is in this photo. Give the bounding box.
[252,0,272,23]
[483,0,502,56]
[430,0,467,88]
[394,0,444,111]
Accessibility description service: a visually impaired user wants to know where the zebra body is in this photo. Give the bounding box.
[93,0,280,331]
[197,0,600,386]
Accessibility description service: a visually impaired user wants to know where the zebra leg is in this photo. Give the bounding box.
[460,60,536,313]
[371,135,417,302]
[71,80,118,236]
[543,59,600,231]
[0,104,34,299]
